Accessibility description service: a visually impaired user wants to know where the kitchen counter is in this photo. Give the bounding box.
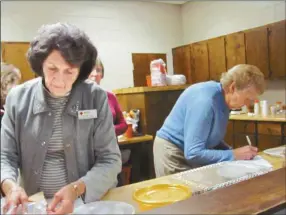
[112,85,189,95]
[229,114,286,122]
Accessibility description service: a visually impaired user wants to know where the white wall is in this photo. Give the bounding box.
[182,1,286,104]
[1,1,183,91]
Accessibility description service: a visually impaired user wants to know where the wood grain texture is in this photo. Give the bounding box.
[257,122,282,136]
[245,26,270,78]
[224,121,234,148]
[257,135,282,151]
[118,135,153,145]
[268,20,286,79]
[132,53,167,87]
[112,85,189,95]
[115,89,184,137]
[1,42,36,83]
[190,42,209,83]
[142,168,286,214]
[207,36,226,81]
[225,31,246,69]
[172,45,192,84]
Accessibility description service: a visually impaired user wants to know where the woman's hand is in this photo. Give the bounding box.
[46,184,77,215]
[47,181,85,215]
[233,145,258,160]
[2,180,28,214]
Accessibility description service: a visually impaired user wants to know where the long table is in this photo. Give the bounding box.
[142,167,286,214]
[102,152,285,213]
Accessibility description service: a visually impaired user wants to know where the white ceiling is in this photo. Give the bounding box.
[156,1,187,4]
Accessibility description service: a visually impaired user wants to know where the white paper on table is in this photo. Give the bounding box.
[172,155,273,195]
[263,145,286,158]
[217,155,273,179]
[239,155,273,168]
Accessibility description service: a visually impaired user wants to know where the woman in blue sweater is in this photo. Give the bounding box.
[154,64,265,177]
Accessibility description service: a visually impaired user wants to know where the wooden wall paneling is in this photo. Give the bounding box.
[1,42,35,83]
[132,54,150,87]
[225,32,246,70]
[172,46,184,76]
[268,20,286,79]
[132,53,167,87]
[245,26,270,78]
[144,90,182,137]
[182,45,192,84]
[190,42,209,83]
[207,36,227,81]
[172,45,192,84]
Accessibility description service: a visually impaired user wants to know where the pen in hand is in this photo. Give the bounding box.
[246,135,252,146]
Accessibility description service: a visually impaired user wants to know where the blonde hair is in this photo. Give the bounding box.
[94,56,104,78]
[1,63,21,105]
[220,64,265,94]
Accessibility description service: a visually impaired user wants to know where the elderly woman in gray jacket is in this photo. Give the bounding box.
[1,23,122,214]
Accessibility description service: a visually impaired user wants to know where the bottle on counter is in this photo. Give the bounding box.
[260,100,268,117]
[254,100,260,115]
[275,101,282,114]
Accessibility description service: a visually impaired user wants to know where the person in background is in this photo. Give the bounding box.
[1,23,121,214]
[89,57,128,137]
[0,63,22,123]
[154,64,265,177]
[88,58,130,186]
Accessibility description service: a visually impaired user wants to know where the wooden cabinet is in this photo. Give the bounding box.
[173,20,285,82]
[225,121,234,148]
[257,135,281,151]
[190,42,209,83]
[229,120,285,150]
[234,134,256,148]
[225,32,246,70]
[1,42,36,83]
[208,36,226,81]
[245,26,270,78]
[257,122,282,136]
[114,86,187,137]
[268,20,286,79]
[172,45,192,84]
[132,53,167,87]
[233,121,255,134]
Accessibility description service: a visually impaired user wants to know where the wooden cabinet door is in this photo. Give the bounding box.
[172,45,192,84]
[233,121,256,134]
[190,42,209,83]
[257,122,282,136]
[268,20,286,79]
[225,32,246,70]
[1,42,35,83]
[257,135,281,151]
[132,53,167,87]
[225,121,234,148]
[234,134,256,148]
[208,36,226,81]
[245,26,270,78]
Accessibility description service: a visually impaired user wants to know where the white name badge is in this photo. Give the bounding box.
[78,109,97,120]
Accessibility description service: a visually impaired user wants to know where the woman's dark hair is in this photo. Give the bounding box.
[27,22,97,82]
